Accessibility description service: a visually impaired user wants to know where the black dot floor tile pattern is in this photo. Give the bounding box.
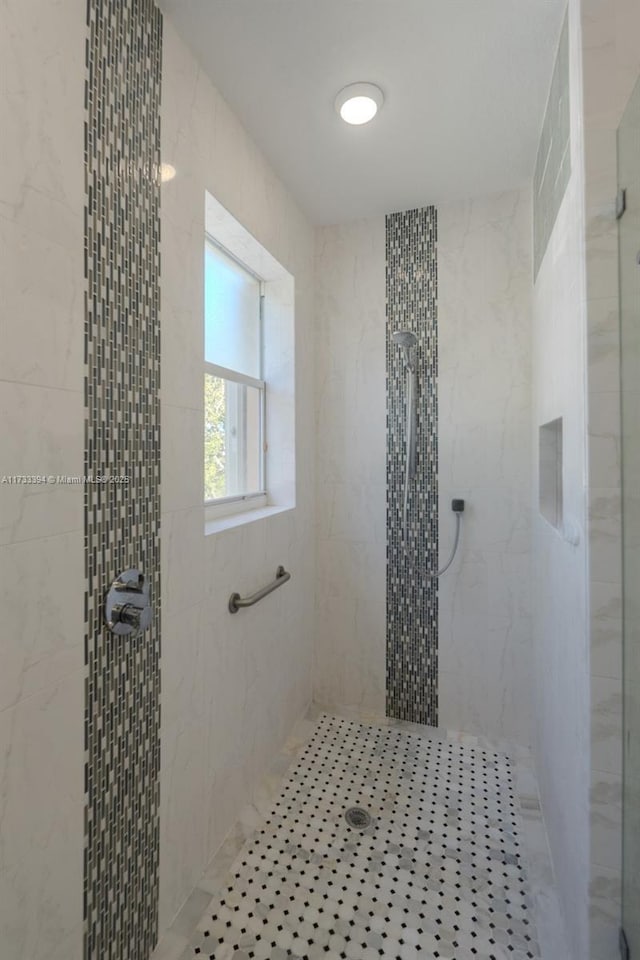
[190,715,540,960]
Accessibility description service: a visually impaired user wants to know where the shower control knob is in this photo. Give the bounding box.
[105,567,153,636]
[110,602,143,629]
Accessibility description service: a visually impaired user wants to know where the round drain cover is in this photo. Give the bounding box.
[345,806,372,830]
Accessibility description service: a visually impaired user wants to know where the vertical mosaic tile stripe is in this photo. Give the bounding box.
[386,208,438,725]
[84,1,162,958]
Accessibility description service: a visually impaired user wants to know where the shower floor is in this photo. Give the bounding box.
[185,714,541,960]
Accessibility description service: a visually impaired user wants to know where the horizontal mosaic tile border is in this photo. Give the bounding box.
[84,1,162,957]
[386,207,438,726]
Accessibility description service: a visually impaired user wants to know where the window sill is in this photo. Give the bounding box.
[204,502,293,536]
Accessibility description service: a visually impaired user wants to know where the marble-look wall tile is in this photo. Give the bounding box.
[582,0,640,128]
[590,865,623,960]
[581,3,640,951]
[590,772,622,872]
[438,188,533,747]
[531,4,592,954]
[159,604,209,933]
[161,223,204,412]
[0,217,83,392]
[0,532,82,713]
[161,510,207,619]
[588,390,621,488]
[0,2,85,958]
[0,381,83,545]
[0,672,84,960]
[158,18,316,936]
[589,488,623,584]
[0,0,85,236]
[591,580,623,680]
[316,482,386,546]
[162,406,206,513]
[591,675,623,775]
[585,204,620,301]
[314,218,386,715]
[584,127,619,208]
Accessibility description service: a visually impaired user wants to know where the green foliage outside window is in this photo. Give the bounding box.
[204,374,226,500]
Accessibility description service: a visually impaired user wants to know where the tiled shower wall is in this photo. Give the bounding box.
[0,1,86,958]
[385,209,439,725]
[314,220,387,714]
[314,210,443,727]
[83,1,162,957]
[159,15,316,941]
[437,190,533,746]
[581,0,640,956]
[531,1,590,954]
[2,2,315,958]
[315,198,532,740]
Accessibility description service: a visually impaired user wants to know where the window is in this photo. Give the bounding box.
[203,189,296,533]
[204,237,266,505]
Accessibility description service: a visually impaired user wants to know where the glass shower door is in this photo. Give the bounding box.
[619,74,640,954]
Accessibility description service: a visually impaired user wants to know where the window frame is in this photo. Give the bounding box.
[204,235,267,508]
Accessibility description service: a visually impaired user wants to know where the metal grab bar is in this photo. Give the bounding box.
[228,565,291,614]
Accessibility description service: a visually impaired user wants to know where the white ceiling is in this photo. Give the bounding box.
[162,0,567,225]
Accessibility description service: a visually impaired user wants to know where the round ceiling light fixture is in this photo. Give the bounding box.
[335,82,384,125]
[159,162,176,183]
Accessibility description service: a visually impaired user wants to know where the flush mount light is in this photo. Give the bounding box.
[335,82,384,125]
[159,162,176,183]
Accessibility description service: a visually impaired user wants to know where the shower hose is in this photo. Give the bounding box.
[433,509,462,578]
[401,500,464,578]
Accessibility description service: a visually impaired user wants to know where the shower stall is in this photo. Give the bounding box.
[0,1,634,959]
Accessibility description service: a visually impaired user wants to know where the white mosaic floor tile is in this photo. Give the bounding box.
[188,715,540,960]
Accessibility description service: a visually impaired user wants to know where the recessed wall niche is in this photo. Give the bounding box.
[539,417,563,529]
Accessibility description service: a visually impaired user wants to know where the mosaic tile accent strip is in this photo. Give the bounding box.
[386,208,438,725]
[188,714,540,960]
[533,11,571,279]
[84,1,162,957]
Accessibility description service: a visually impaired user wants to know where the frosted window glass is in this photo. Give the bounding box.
[205,239,261,377]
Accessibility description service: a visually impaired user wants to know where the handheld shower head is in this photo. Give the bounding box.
[393,329,419,527]
[392,330,417,350]
[392,329,418,369]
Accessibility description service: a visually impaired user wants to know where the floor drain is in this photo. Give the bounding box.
[345,806,372,830]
